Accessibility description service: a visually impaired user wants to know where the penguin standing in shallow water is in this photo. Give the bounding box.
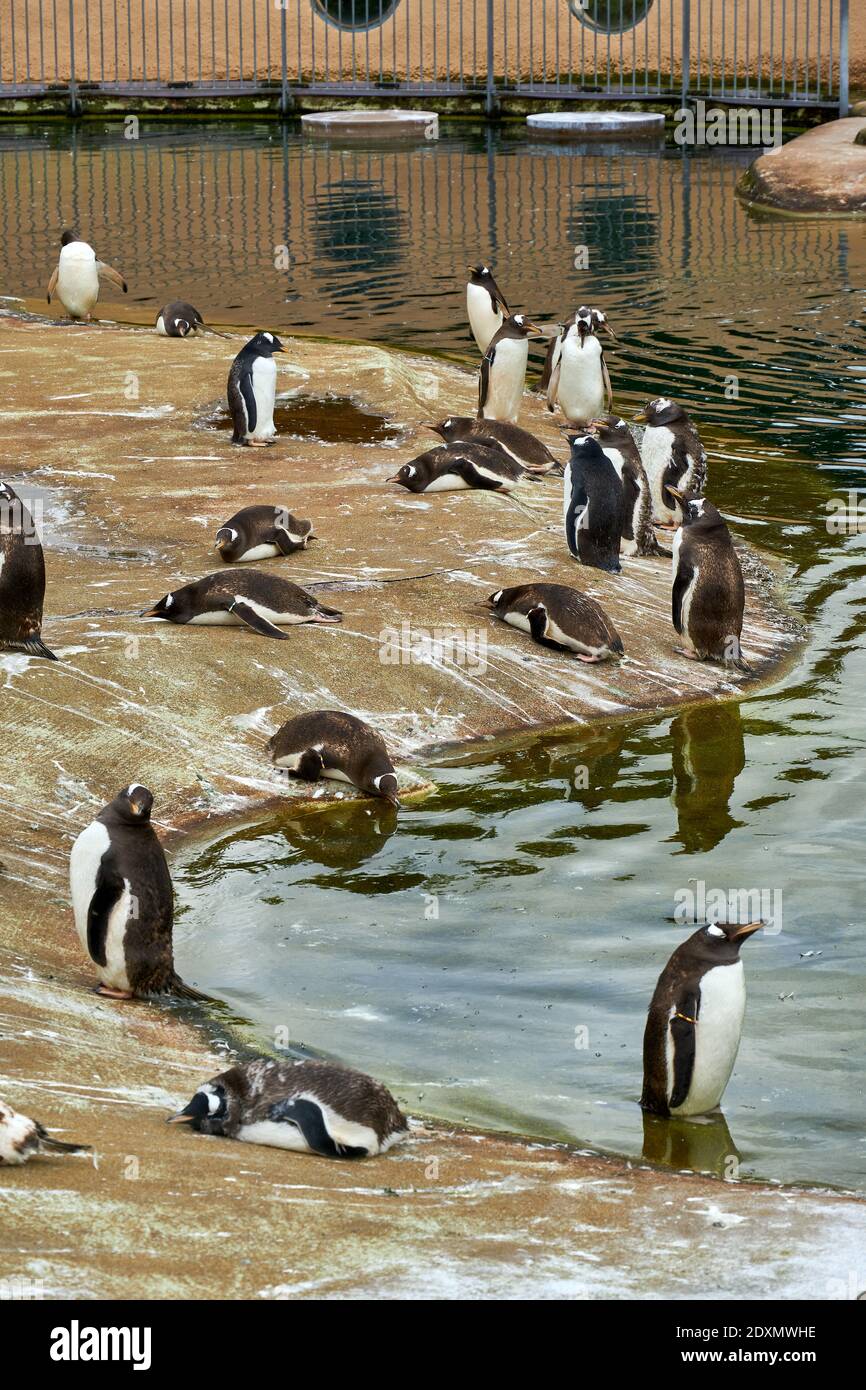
[46,230,127,320]
[0,481,56,660]
[636,397,708,527]
[547,307,615,425]
[69,785,200,1000]
[563,434,623,573]
[0,1099,90,1165]
[466,264,511,354]
[215,505,314,562]
[143,572,341,641]
[428,417,561,474]
[478,314,542,424]
[169,1057,409,1159]
[589,415,662,558]
[641,920,761,1117]
[268,709,400,807]
[388,442,527,494]
[227,332,285,445]
[488,583,623,663]
[671,491,747,669]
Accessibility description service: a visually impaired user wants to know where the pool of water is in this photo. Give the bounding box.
[6,121,864,1190]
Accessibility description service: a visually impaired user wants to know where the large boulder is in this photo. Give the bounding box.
[738,117,866,216]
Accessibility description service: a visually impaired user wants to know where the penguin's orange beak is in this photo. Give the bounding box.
[633,408,649,423]
[140,605,162,617]
[588,418,608,435]
[166,1113,196,1124]
[523,321,545,336]
[731,921,763,940]
[667,486,685,500]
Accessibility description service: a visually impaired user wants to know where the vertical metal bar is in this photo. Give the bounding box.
[155,0,161,84]
[839,0,849,113]
[68,0,80,111]
[733,0,738,97]
[280,0,288,113]
[782,0,787,100]
[487,0,494,113]
[682,0,690,104]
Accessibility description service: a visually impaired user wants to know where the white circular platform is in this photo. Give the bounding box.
[527,111,665,140]
[302,110,439,141]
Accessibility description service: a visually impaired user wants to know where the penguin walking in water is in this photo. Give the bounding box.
[69,785,200,1000]
[388,441,527,494]
[428,417,561,474]
[636,397,708,527]
[563,433,623,573]
[478,314,542,424]
[169,1057,409,1159]
[641,920,762,1117]
[227,332,285,446]
[546,307,615,425]
[215,505,314,562]
[156,301,205,337]
[268,709,400,807]
[670,491,748,669]
[0,1099,90,1165]
[466,263,512,354]
[46,231,127,320]
[143,571,341,641]
[0,481,56,660]
[488,583,623,663]
[589,415,663,558]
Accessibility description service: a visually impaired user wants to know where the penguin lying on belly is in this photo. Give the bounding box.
[488,583,623,663]
[428,416,562,475]
[388,442,528,494]
[142,571,341,640]
[670,490,748,670]
[641,920,761,1117]
[268,709,400,807]
[0,1099,90,1165]
[215,504,314,562]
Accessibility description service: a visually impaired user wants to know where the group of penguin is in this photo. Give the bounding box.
[0,237,759,1167]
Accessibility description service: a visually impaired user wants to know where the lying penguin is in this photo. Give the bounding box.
[563,433,623,573]
[143,572,341,641]
[488,583,623,663]
[46,230,127,320]
[0,481,56,659]
[215,505,315,562]
[268,709,400,807]
[0,1099,90,1165]
[169,1057,410,1159]
[156,300,205,336]
[388,441,527,494]
[670,490,748,669]
[428,417,562,474]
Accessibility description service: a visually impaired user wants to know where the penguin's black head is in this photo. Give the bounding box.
[173,317,192,337]
[470,264,493,281]
[589,415,630,446]
[670,491,724,532]
[591,308,616,340]
[168,1082,229,1134]
[574,305,595,347]
[635,397,685,427]
[141,590,182,621]
[429,417,469,443]
[387,455,435,492]
[214,525,240,559]
[507,313,543,338]
[488,586,514,614]
[60,229,80,247]
[690,920,762,963]
[369,771,400,809]
[247,331,285,356]
[109,784,154,824]
[564,432,608,467]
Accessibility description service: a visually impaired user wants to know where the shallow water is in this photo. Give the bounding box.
[6,122,864,1189]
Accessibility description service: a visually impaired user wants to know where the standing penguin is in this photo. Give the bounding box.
[589,415,661,558]
[670,491,748,669]
[466,263,511,354]
[0,482,56,660]
[641,920,761,1117]
[636,397,707,527]
[227,332,285,446]
[268,710,400,807]
[69,785,199,1000]
[563,433,623,573]
[547,307,615,425]
[156,301,205,337]
[478,314,542,424]
[46,231,127,321]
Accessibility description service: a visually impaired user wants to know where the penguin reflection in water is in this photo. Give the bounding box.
[170,1057,410,1159]
[641,921,761,1118]
[671,491,748,670]
[227,331,285,446]
[46,230,127,321]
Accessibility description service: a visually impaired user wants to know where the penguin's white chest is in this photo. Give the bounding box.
[483,338,528,423]
[68,820,132,992]
[57,246,100,318]
[423,472,471,492]
[669,961,746,1116]
[250,357,277,438]
[557,335,604,423]
[641,425,677,521]
[467,283,503,354]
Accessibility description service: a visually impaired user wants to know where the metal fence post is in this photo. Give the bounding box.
[839,0,849,115]
[280,2,288,115]
[681,0,691,107]
[68,0,80,114]
[486,0,495,116]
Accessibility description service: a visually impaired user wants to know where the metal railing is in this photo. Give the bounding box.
[0,2,849,114]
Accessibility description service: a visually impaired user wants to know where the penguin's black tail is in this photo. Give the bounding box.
[649,539,672,559]
[0,636,58,660]
[37,1129,91,1155]
[168,973,213,1002]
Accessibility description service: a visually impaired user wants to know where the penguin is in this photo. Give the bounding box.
[169,1057,409,1159]
[547,306,614,425]
[0,1099,90,1165]
[670,490,748,669]
[215,505,314,562]
[156,301,205,337]
[487,583,623,663]
[143,571,341,641]
[0,481,56,660]
[388,442,526,494]
[466,263,511,354]
[589,415,662,558]
[636,397,708,527]
[538,306,613,394]
[563,433,623,573]
[478,314,542,424]
[227,331,285,446]
[69,784,200,1000]
[267,709,400,807]
[428,417,561,474]
[46,230,127,320]
[640,920,762,1117]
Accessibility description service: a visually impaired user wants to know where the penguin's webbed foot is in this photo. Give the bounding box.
[95,984,135,1000]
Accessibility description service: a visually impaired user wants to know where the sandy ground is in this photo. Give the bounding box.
[2,307,860,1302]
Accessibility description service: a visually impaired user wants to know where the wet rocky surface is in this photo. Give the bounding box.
[739,117,866,216]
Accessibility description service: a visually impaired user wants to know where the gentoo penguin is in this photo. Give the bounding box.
[169,1057,409,1159]
[478,314,542,424]
[388,442,526,494]
[268,709,400,807]
[636,397,708,527]
[428,417,561,474]
[466,263,511,354]
[563,433,623,573]
[143,571,341,641]
[0,1099,90,1165]
[640,920,762,1117]
[156,300,205,337]
[589,415,662,558]
[539,306,614,394]
[69,785,199,1000]
[46,230,127,320]
[546,306,615,424]
[215,505,314,562]
[488,582,623,663]
[227,332,285,446]
[0,481,56,660]
[670,491,748,669]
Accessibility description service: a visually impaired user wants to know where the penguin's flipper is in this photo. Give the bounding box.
[227,370,250,444]
[668,990,700,1110]
[294,747,325,781]
[450,456,502,492]
[96,262,128,294]
[46,267,58,304]
[227,599,289,640]
[526,603,563,651]
[86,858,127,966]
[477,344,495,419]
[273,527,305,556]
[538,334,557,392]
[238,368,258,437]
[602,351,613,412]
[269,1097,368,1159]
[672,558,694,636]
[546,359,561,413]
